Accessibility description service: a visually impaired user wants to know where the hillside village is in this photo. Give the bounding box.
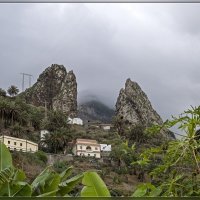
[1,64,199,197]
[1,2,200,196]
[0,64,171,151]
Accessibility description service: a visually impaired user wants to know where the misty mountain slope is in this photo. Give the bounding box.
[78,100,115,123]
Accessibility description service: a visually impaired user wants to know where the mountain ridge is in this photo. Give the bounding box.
[78,100,115,123]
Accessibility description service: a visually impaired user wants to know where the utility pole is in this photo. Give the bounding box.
[20,73,33,92]
[44,100,47,120]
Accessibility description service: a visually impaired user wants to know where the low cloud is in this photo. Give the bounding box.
[0,3,200,121]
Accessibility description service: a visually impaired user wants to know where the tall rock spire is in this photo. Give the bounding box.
[21,64,77,117]
[115,78,175,139]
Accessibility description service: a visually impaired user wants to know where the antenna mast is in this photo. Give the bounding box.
[20,73,33,92]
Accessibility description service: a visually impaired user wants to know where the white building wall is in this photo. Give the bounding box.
[0,136,38,153]
[72,118,83,125]
[77,151,100,158]
[40,130,49,140]
[67,117,73,124]
[67,118,83,125]
[72,145,77,155]
[100,144,112,151]
[102,126,111,130]
[77,144,100,151]
[73,143,101,158]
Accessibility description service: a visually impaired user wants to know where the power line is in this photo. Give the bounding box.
[20,73,33,92]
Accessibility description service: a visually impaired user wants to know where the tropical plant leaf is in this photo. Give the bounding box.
[31,166,51,191]
[37,190,58,197]
[81,171,110,197]
[0,142,13,171]
[13,169,26,182]
[132,184,147,197]
[0,167,14,184]
[31,166,61,196]
[149,187,162,197]
[32,167,61,196]
[58,173,83,196]
[11,182,32,197]
[59,166,73,182]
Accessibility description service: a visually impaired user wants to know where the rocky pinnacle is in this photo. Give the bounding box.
[21,64,77,117]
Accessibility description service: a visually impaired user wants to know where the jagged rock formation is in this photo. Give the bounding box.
[21,64,77,117]
[116,78,175,139]
[78,100,114,123]
[116,78,162,126]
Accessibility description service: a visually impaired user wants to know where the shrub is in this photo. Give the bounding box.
[35,150,48,164]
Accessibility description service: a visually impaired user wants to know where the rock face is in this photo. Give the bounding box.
[78,100,114,123]
[21,64,77,117]
[116,78,175,139]
[116,79,162,126]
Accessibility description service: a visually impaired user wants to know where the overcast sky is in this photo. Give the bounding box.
[0,3,200,121]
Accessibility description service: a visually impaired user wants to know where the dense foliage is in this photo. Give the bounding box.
[0,97,45,131]
[1,87,200,196]
[132,106,200,197]
[0,143,111,197]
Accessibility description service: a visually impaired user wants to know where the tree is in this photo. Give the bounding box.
[133,106,200,197]
[112,116,128,137]
[10,123,24,138]
[128,124,147,144]
[0,88,6,97]
[40,128,72,154]
[44,110,69,132]
[110,141,137,171]
[7,85,19,97]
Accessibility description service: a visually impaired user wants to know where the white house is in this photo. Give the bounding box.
[68,117,83,125]
[0,135,38,153]
[102,125,111,130]
[100,144,112,152]
[99,124,113,131]
[72,138,101,158]
[40,130,49,140]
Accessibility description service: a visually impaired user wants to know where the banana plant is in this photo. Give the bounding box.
[0,142,32,196]
[0,142,83,197]
[81,171,111,197]
[0,142,112,197]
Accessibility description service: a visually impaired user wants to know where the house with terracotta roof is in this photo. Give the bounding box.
[72,138,101,158]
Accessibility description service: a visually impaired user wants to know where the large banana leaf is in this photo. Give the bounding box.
[0,142,13,170]
[58,173,83,196]
[37,190,58,197]
[11,182,32,197]
[59,166,73,182]
[31,166,61,196]
[0,167,31,197]
[0,167,14,184]
[31,166,52,191]
[81,171,110,197]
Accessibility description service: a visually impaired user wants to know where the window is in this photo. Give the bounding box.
[14,148,16,151]
[86,146,91,150]
[94,154,96,157]
[8,141,10,144]
[14,142,16,145]
[95,147,98,150]
[20,143,22,146]
[80,146,82,149]
[88,154,90,156]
